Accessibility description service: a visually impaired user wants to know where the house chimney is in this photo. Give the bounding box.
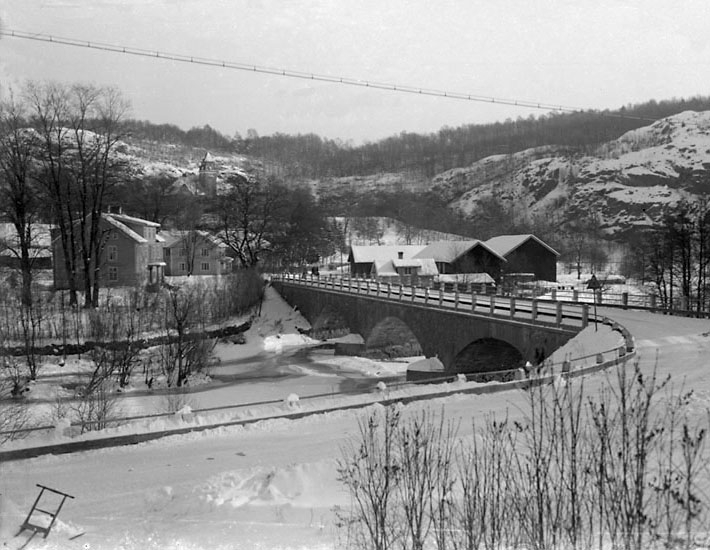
[398,251,404,259]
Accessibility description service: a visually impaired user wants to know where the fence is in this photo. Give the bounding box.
[0,336,635,458]
[277,273,710,319]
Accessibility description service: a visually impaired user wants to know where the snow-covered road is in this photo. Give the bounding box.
[1,306,708,550]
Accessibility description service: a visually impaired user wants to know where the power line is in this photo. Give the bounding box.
[2,28,656,123]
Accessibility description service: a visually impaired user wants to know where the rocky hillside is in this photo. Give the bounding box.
[433,111,710,236]
[114,111,710,239]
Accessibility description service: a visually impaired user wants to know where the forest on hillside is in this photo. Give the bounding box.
[123,96,710,178]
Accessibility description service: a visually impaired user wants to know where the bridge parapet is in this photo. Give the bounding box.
[271,274,590,331]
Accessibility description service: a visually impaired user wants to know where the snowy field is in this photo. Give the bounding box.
[1,285,709,549]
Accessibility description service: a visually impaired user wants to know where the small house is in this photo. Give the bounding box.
[161,229,231,276]
[347,245,427,278]
[372,256,438,285]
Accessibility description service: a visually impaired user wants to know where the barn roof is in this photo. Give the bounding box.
[485,234,560,257]
[414,240,506,263]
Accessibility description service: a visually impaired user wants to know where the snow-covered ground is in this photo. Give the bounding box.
[2,287,423,450]
[1,284,708,549]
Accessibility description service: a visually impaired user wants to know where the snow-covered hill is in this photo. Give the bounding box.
[433,111,710,235]
[116,138,256,190]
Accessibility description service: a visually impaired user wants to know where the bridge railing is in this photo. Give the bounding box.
[271,274,589,330]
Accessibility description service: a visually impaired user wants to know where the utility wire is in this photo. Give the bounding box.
[2,28,657,122]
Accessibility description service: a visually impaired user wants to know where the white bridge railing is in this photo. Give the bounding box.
[272,274,591,331]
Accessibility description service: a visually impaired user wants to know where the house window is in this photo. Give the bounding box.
[111,231,118,240]
[179,248,186,257]
[108,267,118,282]
[201,248,210,257]
[179,263,186,271]
[107,245,118,262]
[201,262,210,271]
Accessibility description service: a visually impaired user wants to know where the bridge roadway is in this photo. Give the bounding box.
[271,275,594,373]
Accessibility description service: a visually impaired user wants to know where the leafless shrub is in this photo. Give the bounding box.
[0,365,31,445]
[337,406,402,550]
[70,379,121,434]
[160,386,195,414]
[336,362,710,550]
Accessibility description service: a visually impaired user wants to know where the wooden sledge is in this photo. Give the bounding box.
[16,484,74,540]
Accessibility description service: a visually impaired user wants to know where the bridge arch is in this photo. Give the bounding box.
[311,304,351,339]
[452,337,524,374]
[364,316,423,359]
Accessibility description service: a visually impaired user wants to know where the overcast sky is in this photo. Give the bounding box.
[2,1,710,143]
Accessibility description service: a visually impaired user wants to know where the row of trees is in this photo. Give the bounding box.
[119,96,710,181]
[0,81,131,308]
[624,200,710,311]
[240,96,710,178]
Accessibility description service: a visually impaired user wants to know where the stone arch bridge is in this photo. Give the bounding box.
[272,276,590,375]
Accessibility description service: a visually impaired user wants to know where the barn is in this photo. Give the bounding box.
[485,234,559,282]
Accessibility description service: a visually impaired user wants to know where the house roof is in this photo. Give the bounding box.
[414,258,439,276]
[103,215,148,244]
[373,257,439,277]
[0,223,53,249]
[485,234,560,257]
[159,229,226,249]
[0,247,52,259]
[373,260,398,276]
[414,240,506,263]
[108,212,160,228]
[348,245,427,264]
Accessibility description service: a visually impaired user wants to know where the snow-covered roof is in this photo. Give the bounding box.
[485,234,560,257]
[438,272,496,284]
[160,229,226,250]
[108,212,160,228]
[414,240,506,263]
[103,215,147,244]
[349,245,427,264]
[0,223,53,249]
[373,257,439,277]
[373,260,398,276]
[0,247,52,259]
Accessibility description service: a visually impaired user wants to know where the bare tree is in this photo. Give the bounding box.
[216,173,286,267]
[0,92,41,307]
[26,81,130,307]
